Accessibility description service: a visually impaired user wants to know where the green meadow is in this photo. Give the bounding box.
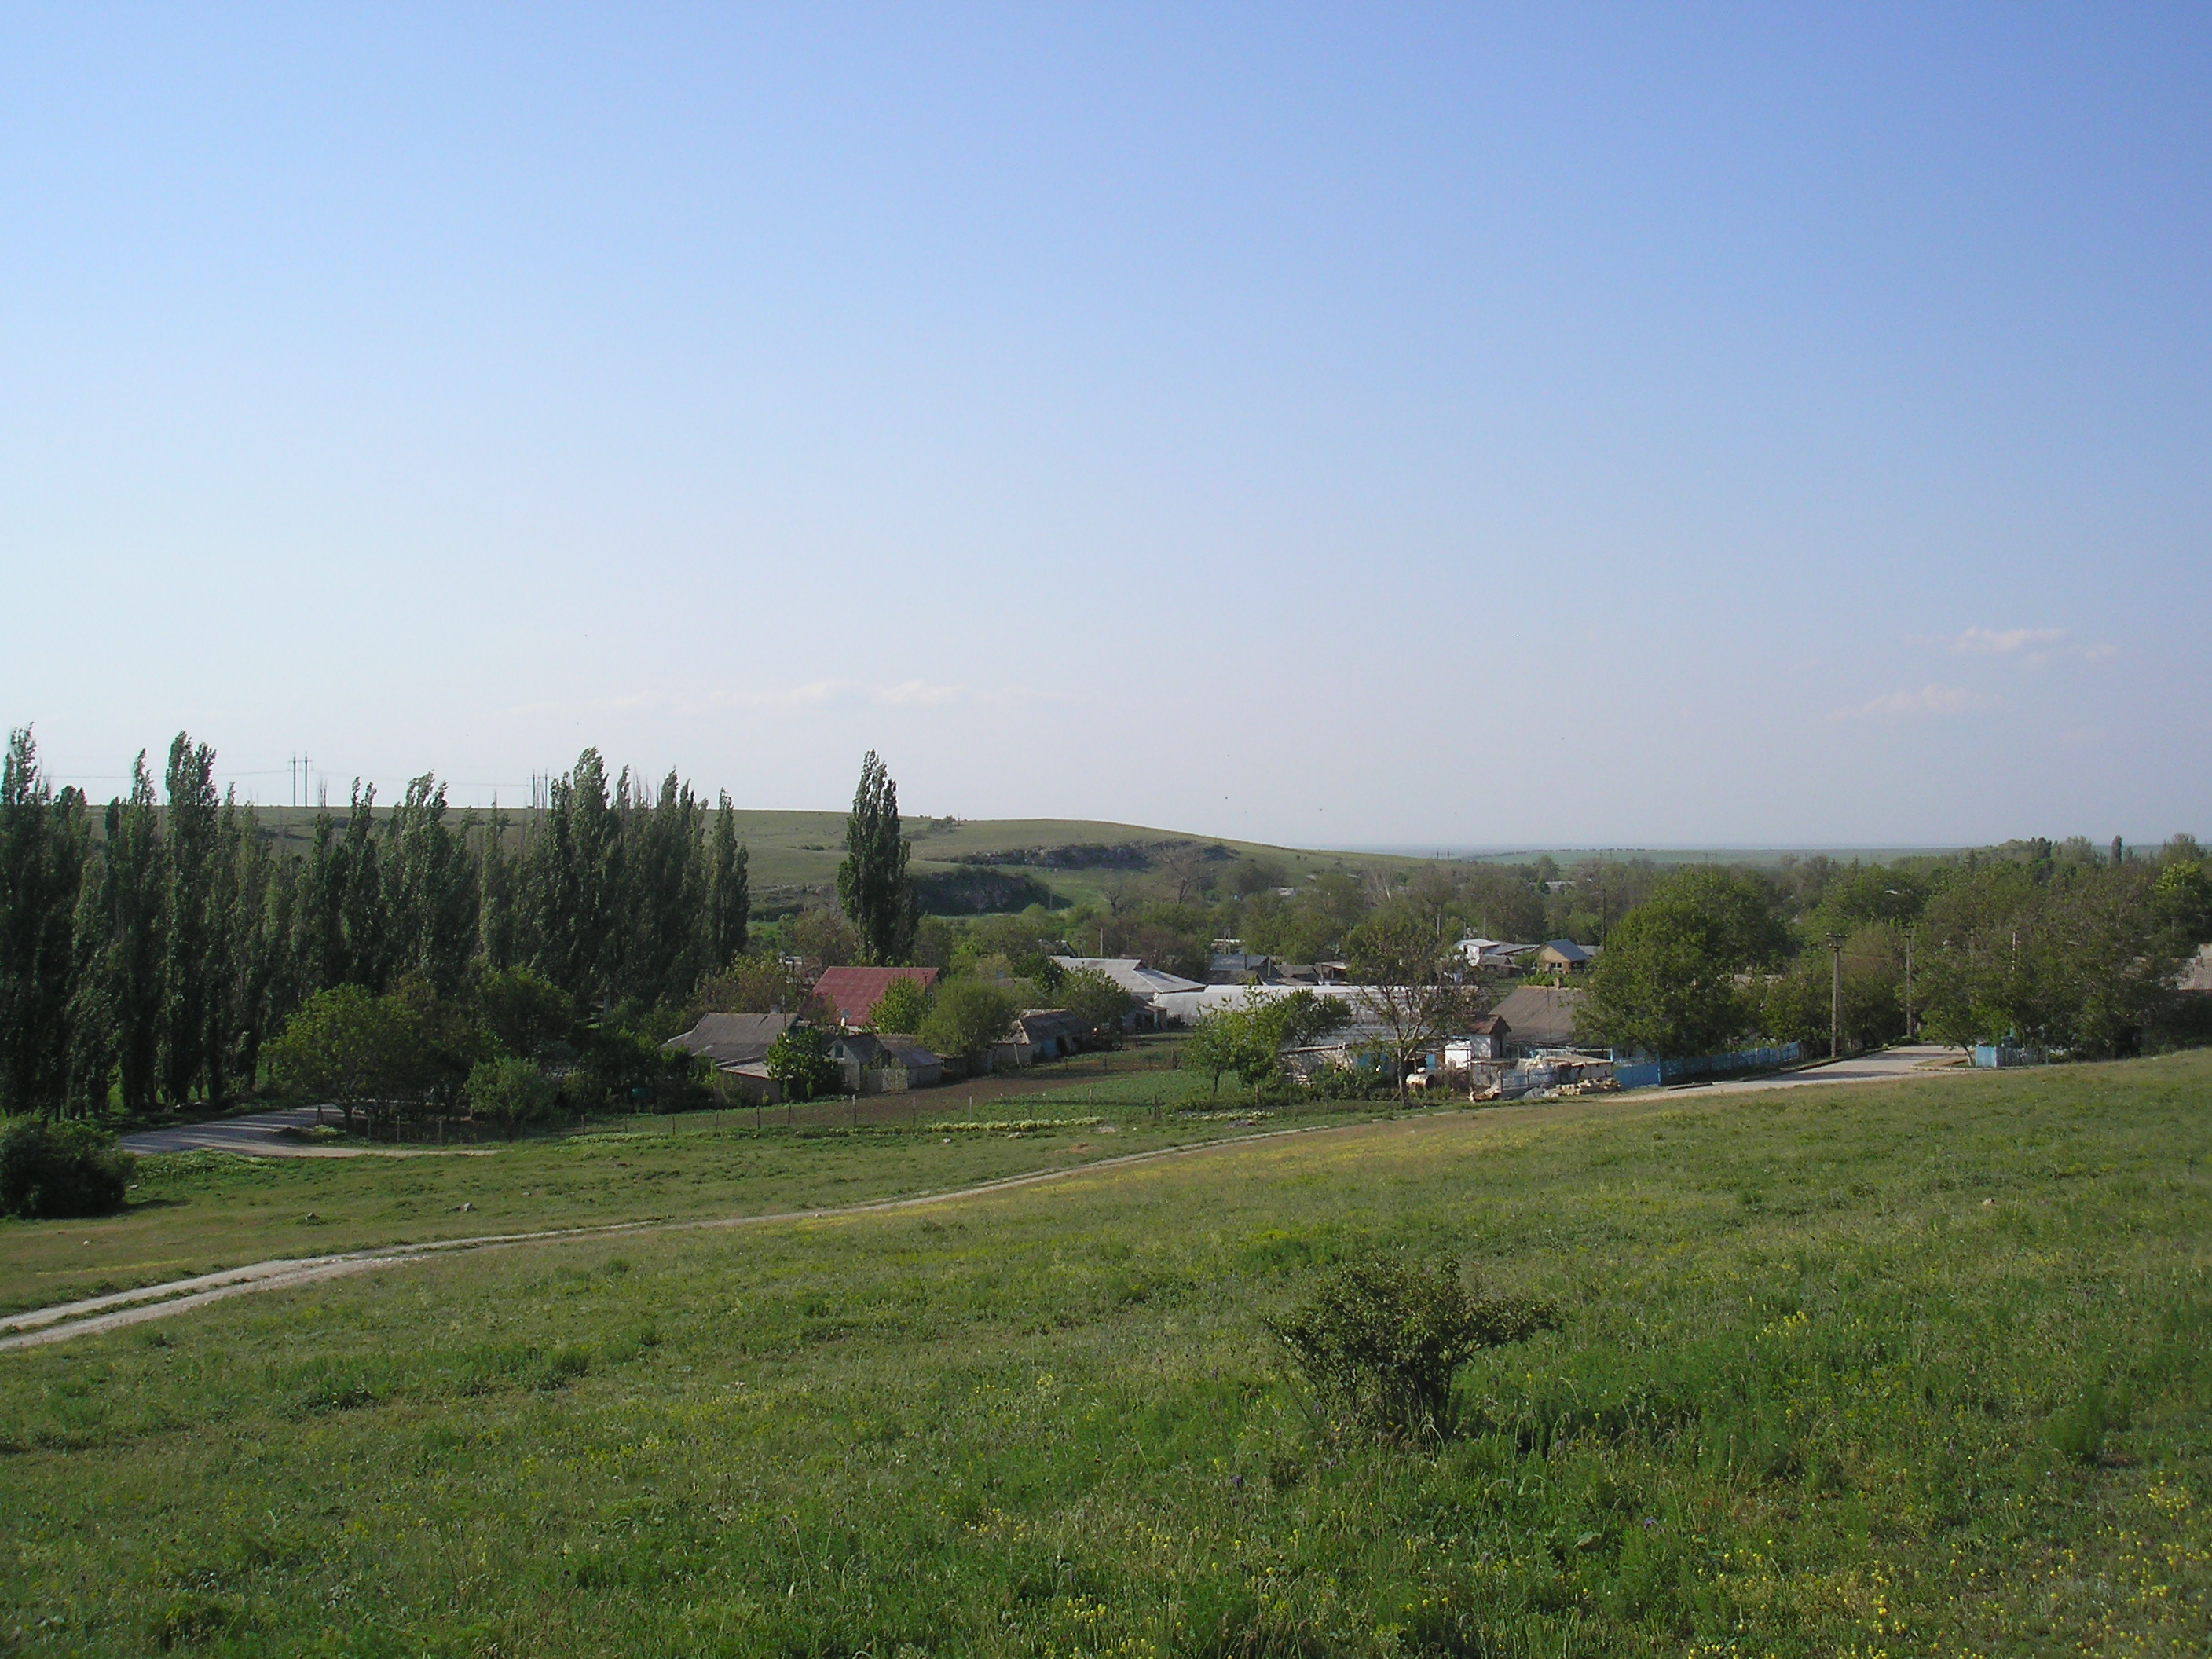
[2,1055,2209,1656]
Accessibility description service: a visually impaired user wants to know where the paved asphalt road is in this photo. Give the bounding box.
[116,1105,442,1158]
[1664,1042,1965,1097]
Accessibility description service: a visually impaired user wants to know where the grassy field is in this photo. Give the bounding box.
[240,808,1445,912]
[2,1054,2208,1655]
[0,1046,1345,1322]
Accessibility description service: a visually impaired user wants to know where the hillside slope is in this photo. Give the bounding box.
[239,807,1446,913]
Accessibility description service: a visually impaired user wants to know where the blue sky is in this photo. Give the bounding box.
[3,5,2206,846]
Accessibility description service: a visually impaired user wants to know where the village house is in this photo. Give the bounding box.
[661,1012,802,1105]
[826,1031,945,1093]
[813,965,939,1026]
[1533,939,1598,974]
[1049,956,1205,1028]
[1441,1015,1512,1066]
[992,1009,1088,1071]
[1489,983,1588,1053]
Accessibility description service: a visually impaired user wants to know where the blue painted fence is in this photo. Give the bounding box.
[1613,1041,1803,1091]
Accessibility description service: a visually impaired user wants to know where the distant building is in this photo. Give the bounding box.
[1490,984,1587,1053]
[1207,950,1273,983]
[1441,1015,1512,1066]
[813,966,940,1027]
[2179,943,2212,994]
[1453,938,1536,972]
[826,1031,945,1093]
[1050,957,1206,1027]
[663,1013,804,1106]
[994,1009,1088,1070]
[662,1011,799,1068]
[1533,939,1597,973]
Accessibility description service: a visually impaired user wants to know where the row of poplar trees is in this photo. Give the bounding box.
[0,730,752,1117]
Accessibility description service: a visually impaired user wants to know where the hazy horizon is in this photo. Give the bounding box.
[5,7,2207,846]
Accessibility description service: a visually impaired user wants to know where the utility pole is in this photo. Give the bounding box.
[1826,932,1844,1060]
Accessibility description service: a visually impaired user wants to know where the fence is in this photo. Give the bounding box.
[1612,1042,1803,1091]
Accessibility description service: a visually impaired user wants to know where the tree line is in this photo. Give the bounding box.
[1577,841,2212,1060]
[0,729,752,1117]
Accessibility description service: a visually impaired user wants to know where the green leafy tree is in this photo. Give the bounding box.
[618,769,709,1007]
[1345,910,1480,1099]
[836,751,917,965]
[764,1026,840,1101]
[692,953,819,1019]
[474,808,521,969]
[1917,859,2184,1057]
[920,978,1019,1064]
[265,983,413,1133]
[0,729,90,1116]
[869,974,932,1033]
[160,733,221,1105]
[104,756,167,1113]
[383,775,478,998]
[1057,965,1132,1032]
[1575,898,1756,1059]
[705,793,750,966]
[2154,859,2212,947]
[64,847,116,1115]
[526,749,622,1008]
[1182,1005,1244,1098]
[472,964,578,1061]
[465,1055,559,1140]
[265,978,485,1136]
[339,782,390,992]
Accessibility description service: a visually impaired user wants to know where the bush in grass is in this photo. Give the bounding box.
[0,1117,135,1219]
[1269,1254,1556,1441]
[466,1056,559,1141]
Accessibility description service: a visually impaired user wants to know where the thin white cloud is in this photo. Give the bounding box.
[1839,684,1995,720]
[870,680,960,707]
[1951,626,2066,656]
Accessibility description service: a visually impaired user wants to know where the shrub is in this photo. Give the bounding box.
[0,1118,135,1219]
[466,1057,559,1141]
[1269,1254,1556,1441]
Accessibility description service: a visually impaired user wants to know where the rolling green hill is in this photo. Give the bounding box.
[238,808,1450,914]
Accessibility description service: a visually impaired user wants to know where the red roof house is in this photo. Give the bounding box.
[812,965,940,1027]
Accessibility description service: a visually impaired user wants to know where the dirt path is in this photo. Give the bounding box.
[7,1059,1967,1354]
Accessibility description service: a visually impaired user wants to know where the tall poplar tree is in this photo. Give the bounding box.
[527,749,621,1006]
[836,751,917,966]
[383,775,476,995]
[106,756,166,1112]
[0,729,89,1115]
[620,770,707,1006]
[160,734,221,1104]
[66,847,115,1115]
[706,792,749,968]
[475,808,521,969]
[339,784,389,993]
